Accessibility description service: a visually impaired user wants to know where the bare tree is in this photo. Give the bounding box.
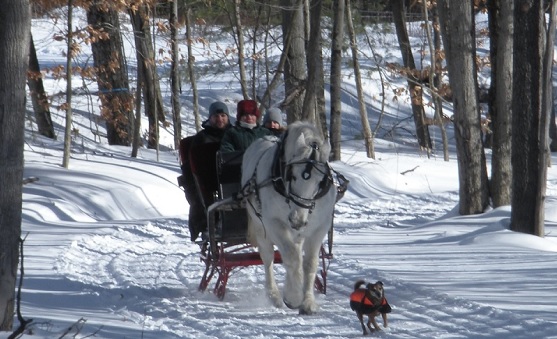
[62,0,73,169]
[346,0,374,158]
[308,0,328,139]
[438,0,489,215]
[87,1,133,146]
[233,0,249,99]
[329,0,345,161]
[422,2,449,160]
[392,0,432,151]
[0,0,30,330]
[184,6,200,132]
[546,1,557,154]
[511,0,549,236]
[129,3,165,149]
[170,0,181,148]
[301,0,323,125]
[131,64,142,158]
[488,0,513,207]
[28,33,55,139]
[281,0,307,122]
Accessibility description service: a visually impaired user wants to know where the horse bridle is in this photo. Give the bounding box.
[281,141,333,211]
[239,133,348,218]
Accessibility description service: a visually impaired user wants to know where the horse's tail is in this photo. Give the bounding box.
[354,279,366,291]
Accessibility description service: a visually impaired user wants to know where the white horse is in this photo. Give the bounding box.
[241,121,342,315]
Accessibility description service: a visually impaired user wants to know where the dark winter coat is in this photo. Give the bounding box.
[219,123,271,153]
[180,119,230,241]
[191,119,230,147]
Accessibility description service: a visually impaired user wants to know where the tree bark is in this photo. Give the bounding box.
[392,0,432,151]
[129,5,165,148]
[423,3,449,160]
[302,0,323,124]
[281,0,307,122]
[346,0,374,158]
[28,33,55,139]
[511,0,546,236]
[62,0,73,169]
[184,7,200,132]
[489,0,513,207]
[329,0,345,161]
[233,0,249,99]
[0,0,30,330]
[170,0,181,149]
[438,0,490,215]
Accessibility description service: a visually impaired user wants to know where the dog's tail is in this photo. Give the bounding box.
[354,279,366,291]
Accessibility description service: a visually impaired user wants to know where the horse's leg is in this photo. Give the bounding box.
[298,237,323,315]
[279,240,304,309]
[257,236,282,308]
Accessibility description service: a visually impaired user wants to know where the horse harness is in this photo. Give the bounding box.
[239,132,348,216]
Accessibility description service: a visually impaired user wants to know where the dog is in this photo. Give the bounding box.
[349,280,391,335]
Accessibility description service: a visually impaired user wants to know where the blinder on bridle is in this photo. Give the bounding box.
[301,142,319,180]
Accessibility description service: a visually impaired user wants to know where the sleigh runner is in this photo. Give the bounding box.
[180,122,348,310]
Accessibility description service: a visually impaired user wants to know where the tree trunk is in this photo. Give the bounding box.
[392,0,432,151]
[87,3,133,146]
[62,0,73,169]
[250,4,264,100]
[0,0,30,330]
[28,33,55,139]
[302,0,322,124]
[490,0,513,207]
[281,0,307,122]
[329,0,345,161]
[185,7,200,132]
[131,67,142,158]
[233,0,249,99]
[549,87,557,151]
[511,0,546,236]
[346,0,374,158]
[548,1,557,153]
[301,0,328,138]
[423,3,449,160]
[438,0,490,215]
[129,5,165,148]
[170,0,181,149]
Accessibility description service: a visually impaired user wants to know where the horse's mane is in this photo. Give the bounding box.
[283,121,330,163]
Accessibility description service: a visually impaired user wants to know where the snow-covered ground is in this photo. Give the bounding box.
[4,10,557,339]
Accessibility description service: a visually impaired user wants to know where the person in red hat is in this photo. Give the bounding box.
[219,99,271,153]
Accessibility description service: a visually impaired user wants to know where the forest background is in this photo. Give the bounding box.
[1,0,557,335]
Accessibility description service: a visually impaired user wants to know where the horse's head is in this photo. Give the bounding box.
[281,121,332,230]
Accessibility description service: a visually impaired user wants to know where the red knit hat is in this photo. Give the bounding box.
[236,100,261,120]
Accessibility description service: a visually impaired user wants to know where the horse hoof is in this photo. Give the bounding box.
[283,299,299,310]
[299,308,314,315]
